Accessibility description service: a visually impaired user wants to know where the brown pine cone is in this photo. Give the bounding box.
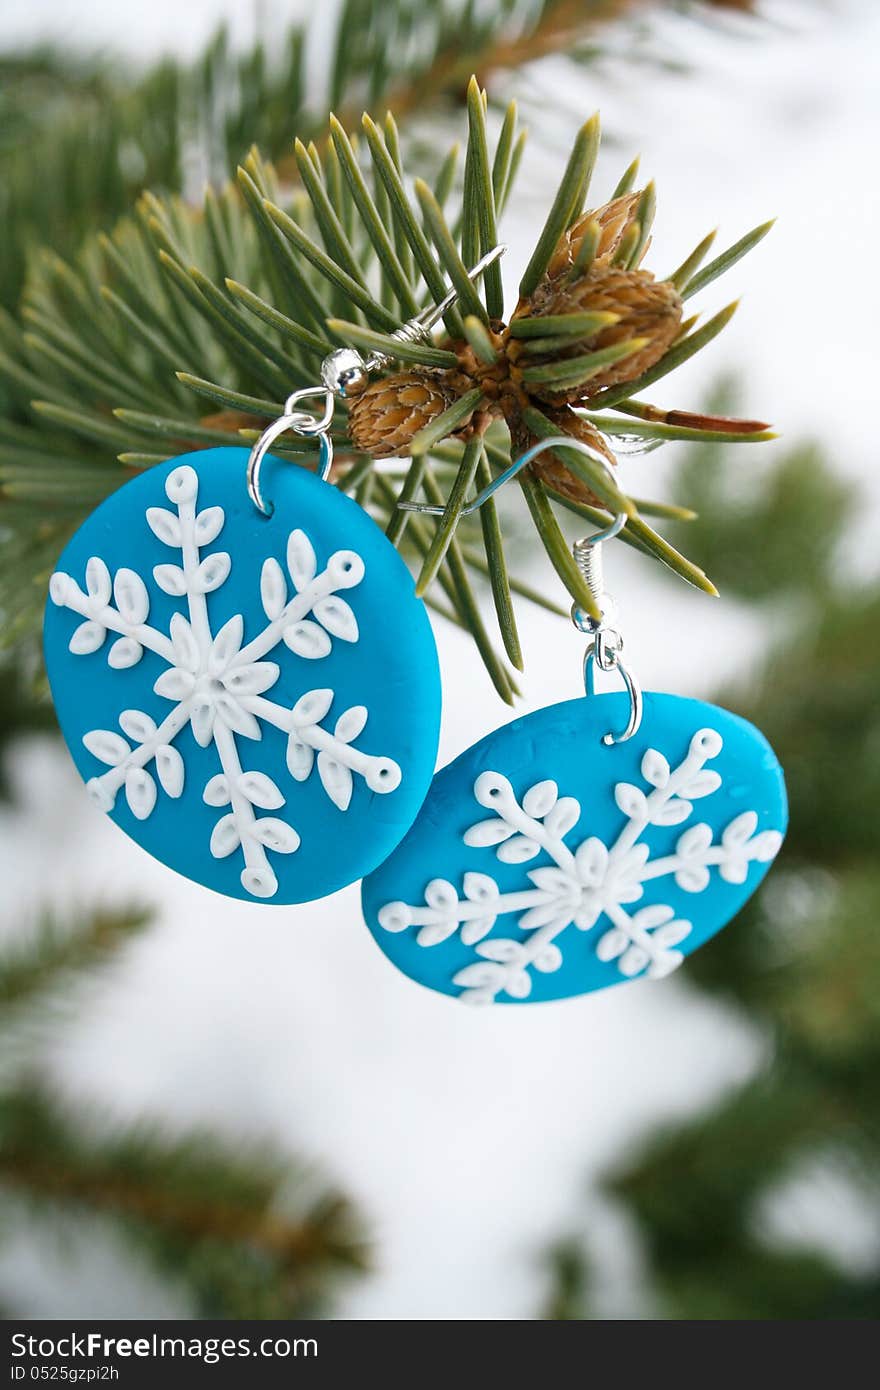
[346,370,468,458]
[545,192,642,281]
[526,411,618,508]
[512,265,682,406]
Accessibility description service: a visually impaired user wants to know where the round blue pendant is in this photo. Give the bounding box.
[44,447,441,904]
[362,692,787,1003]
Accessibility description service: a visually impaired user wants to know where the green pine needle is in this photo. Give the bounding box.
[509,310,619,340]
[519,113,600,297]
[416,434,484,594]
[176,374,283,419]
[462,315,500,364]
[612,156,641,197]
[328,115,420,316]
[415,179,489,324]
[569,218,602,279]
[683,220,775,300]
[521,339,649,390]
[668,228,717,291]
[410,387,485,456]
[262,201,400,332]
[475,448,523,669]
[518,469,602,622]
[465,78,504,318]
[611,221,641,267]
[589,301,740,410]
[327,318,458,368]
[628,181,656,266]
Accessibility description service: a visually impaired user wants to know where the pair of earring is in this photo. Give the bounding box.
[44,250,787,1006]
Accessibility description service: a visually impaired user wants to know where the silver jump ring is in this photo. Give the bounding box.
[247,413,334,516]
[583,644,643,746]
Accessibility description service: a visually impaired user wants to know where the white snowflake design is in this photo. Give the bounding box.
[378,728,782,1004]
[49,462,401,899]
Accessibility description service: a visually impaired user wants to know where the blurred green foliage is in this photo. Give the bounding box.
[0,896,369,1317]
[0,3,752,312]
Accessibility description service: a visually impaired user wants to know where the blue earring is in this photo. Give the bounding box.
[362,437,787,1004]
[44,250,506,905]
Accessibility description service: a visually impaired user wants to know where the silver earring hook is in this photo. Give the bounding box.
[554,449,640,745]
[409,245,507,342]
[475,442,634,733]
[320,244,508,393]
[397,426,642,743]
[397,432,624,518]
[246,245,508,516]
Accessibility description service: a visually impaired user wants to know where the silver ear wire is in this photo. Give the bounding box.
[558,460,641,745]
[246,246,508,515]
[321,244,507,398]
[575,536,643,748]
[571,510,627,628]
[400,429,643,744]
[397,432,622,519]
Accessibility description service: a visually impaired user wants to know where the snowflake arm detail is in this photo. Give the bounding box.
[235,530,364,666]
[248,689,402,811]
[206,721,299,900]
[378,728,783,1003]
[82,703,190,819]
[48,564,175,667]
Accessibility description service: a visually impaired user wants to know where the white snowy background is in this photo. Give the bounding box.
[1,0,878,1318]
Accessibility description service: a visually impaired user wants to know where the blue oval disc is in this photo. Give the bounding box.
[44,447,441,904]
[362,692,787,1003]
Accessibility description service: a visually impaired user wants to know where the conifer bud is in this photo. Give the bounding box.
[347,371,467,457]
[512,266,682,406]
[527,411,619,508]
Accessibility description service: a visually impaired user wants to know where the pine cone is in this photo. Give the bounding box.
[526,411,618,509]
[546,192,642,281]
[347,370,467,458]
[511,265,682,407]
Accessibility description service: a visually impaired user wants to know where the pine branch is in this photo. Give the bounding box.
[0,1086,368,1318]
[0,905,151,1016]
[0,3,756,313]
[1,84,773,693]
[325,1,756,132]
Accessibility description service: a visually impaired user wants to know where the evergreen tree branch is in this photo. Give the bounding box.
[326,1,755,133]
[1,81,772,692]
[0,906,151,1015]
[0,4,755,311]
[0,1086,368,1318]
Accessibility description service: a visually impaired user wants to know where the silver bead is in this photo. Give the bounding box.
[321,348,369,398]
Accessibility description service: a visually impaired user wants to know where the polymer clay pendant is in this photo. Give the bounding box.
[362,691,786,1004]
[361,433,787,1005]
[44,446,441,903]
[41,250,514,907]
